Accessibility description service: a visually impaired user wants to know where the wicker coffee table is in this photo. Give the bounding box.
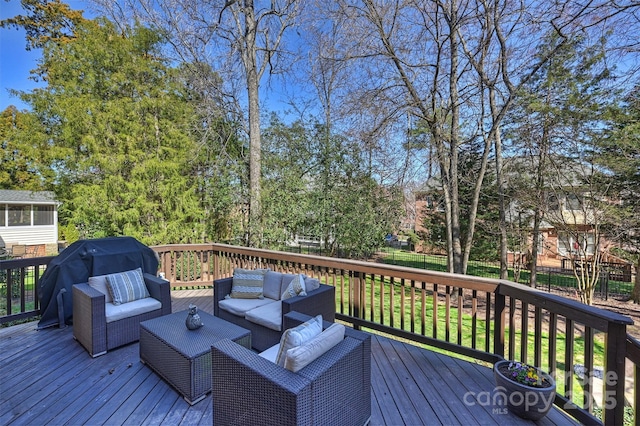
[140,310,251,405]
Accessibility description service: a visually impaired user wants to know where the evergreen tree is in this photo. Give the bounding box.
[17,18,208,245]
[0,106,49,190]
[597,85,640,303]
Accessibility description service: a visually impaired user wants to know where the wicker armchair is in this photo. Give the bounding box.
[211,312,371,426]
[72,273,171,357]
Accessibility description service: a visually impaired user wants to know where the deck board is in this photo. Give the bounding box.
[0,288,580,425]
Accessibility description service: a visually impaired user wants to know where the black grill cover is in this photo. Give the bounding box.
[37,236,159,329]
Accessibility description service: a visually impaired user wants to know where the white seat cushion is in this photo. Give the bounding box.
[259,344,280,363]
[105,297,161,323]
[218,297,274,317]
[245,301,282,331]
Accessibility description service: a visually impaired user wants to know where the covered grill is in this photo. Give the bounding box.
[37,236,159,329]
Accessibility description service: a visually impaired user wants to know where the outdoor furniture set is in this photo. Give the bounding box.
[71,266,371,425]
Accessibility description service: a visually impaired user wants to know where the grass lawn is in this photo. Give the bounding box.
[381,248,633,295]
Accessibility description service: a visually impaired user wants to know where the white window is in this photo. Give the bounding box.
[557,232,595,256]
[8,205,30,226]
[34,206,54,225]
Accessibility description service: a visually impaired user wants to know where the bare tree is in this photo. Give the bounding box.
[93,0,300,246]
[311,0,639,275]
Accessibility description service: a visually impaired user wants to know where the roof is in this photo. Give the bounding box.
[0,190,58,204]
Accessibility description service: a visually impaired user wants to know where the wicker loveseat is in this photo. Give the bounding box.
[72,270,171,357]
[213,271,336,351]
[211,311,371,426]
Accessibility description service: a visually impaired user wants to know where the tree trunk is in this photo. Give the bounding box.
[491,90,509,280]
[448,0,463,274]
[243,1,262,247]
[633,257,640,304]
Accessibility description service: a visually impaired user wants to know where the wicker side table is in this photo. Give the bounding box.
[140,310,251,405]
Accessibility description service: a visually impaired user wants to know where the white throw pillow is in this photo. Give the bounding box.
[275,314,322,367]
[284,323,346,373]
[281,274,307,300]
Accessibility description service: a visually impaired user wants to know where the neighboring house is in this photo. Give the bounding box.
[0,190,60,257]
[411,157,621,266]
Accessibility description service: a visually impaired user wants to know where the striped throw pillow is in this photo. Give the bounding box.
[106,268,149,305]
[229,268,267,299]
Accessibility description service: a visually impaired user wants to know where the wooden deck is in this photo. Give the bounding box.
[0,289,579,425]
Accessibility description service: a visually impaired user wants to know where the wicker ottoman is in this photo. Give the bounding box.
[140,310,251,405]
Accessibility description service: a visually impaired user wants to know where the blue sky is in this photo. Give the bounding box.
[0,1,91,112]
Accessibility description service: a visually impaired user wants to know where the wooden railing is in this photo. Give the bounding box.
[153,243,634,425]
[1,243,635,424]
[0,256,54,324]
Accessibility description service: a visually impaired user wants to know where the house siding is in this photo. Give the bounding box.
[0,190,60,251]
[0,225,58,246]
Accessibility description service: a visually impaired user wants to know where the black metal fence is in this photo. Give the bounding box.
[378,247,634,299]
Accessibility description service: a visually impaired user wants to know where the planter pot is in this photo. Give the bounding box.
[493,360,556,421]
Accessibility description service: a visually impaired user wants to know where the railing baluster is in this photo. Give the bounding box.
[400,278,405,331]
[457,287,463,346]
[493,289,505,358]
[432,283,438,339]
[410,280,415,334]
[471,289,477,350]
[508,297,516,360]
[565,319,575,400]
[379,273,384,325]
[389,277,395,328]
[420,281,426,336]
[521,301,529,363]
[535,306,542,368]
[445,285,451,342]
[548,312,557,383]
[486,291,493,354]
[584,326,594,412]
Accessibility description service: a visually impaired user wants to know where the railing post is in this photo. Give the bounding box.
[493,285,505,358]
[352,271,362,329]
[213,249,220,281]
[604,321,627,425]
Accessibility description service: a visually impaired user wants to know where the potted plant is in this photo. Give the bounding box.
[493,360,556,420]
